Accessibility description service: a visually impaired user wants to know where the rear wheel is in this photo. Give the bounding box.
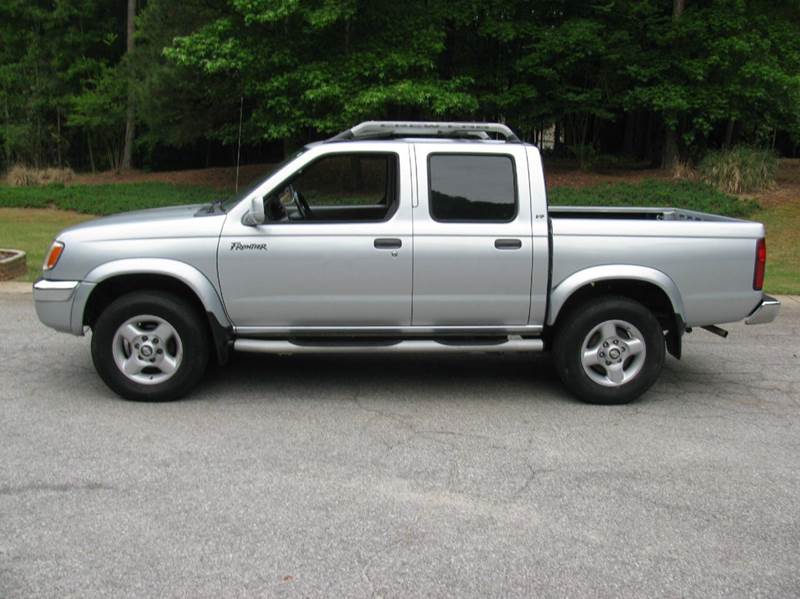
[91,291,209,401]
[553,296,665,404]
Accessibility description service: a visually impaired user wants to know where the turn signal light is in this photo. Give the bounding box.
[44,241,64,271]
[753,238,766,290]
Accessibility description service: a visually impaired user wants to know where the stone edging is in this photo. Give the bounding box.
[0,249,26,281]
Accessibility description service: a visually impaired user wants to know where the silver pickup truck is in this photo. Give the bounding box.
[33,121,779,404]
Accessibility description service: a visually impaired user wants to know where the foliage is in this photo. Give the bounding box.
[1,0,800,171]
[698,147,778,194]
[129,0,244,154]
[622,0,800,159]
[548,180,760,218]
[0,182,220,215]
[68,65,128,170]
[163,0,478,142]
[0,0,124,169]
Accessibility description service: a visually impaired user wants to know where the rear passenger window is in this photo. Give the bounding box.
[428,154,517,222]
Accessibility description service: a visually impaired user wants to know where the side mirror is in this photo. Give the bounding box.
[242,196,265,226]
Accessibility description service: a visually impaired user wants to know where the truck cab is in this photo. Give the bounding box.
[219,131,548,332]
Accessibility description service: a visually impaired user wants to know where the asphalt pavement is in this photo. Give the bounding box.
[1,288,799,598]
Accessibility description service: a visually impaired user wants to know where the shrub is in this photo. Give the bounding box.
[6,165,39,186]
[671,160,697,181]
[568,144,599,171]
[698,147,777,194]
[6,165,75,187]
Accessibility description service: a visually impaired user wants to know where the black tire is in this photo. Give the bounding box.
[552,296,665,405]
[91,291,209,401]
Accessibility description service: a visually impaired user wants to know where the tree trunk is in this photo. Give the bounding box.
[87,133,96,173]
[623,111,636,156]
[644,111,656,164]
[724,118,735,147]
[554,120,561,151]
[592,116,601,147]
[120,0,136,171]
[662,0,685,169]
[3,95,11,166]
[580,112,589,147]
[662,128,679,170]
[56,108,62,167]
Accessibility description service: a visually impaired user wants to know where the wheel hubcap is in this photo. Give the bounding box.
[581,319,646,387]
[111,315,183,385]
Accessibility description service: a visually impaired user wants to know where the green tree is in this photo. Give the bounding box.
[129,0,245,156]
[624,0,800,164]
[164,0,477,144]
[0,0,124,170]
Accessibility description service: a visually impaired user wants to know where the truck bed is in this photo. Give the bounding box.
[548,206,765,327]
[548,205,741,222]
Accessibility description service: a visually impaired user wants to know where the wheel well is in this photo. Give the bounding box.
[83,274,206,328]
[83,274,232,365]
[547,280,684,358]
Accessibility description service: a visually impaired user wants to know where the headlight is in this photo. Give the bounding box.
[43,241,64,271]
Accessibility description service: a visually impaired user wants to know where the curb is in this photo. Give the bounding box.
[0,281,34,294]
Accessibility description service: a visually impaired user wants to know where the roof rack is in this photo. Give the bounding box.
[328,121,521,143]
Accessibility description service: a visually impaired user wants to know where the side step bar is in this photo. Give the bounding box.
[233,337,544,355]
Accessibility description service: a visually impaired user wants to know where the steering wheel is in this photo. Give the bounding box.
[289,185,312,220]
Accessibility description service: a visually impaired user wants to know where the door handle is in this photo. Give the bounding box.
[374,238,402,249]
[495,238,522,250]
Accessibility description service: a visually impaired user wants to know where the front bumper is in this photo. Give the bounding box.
[33,278,80,334]
[745,294,780,325]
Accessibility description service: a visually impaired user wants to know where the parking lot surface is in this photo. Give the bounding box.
[1,289,799,598]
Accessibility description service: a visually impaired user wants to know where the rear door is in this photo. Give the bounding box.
[411,144,533,326]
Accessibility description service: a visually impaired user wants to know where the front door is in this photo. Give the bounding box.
[219,147,413,328]
[411,145,534,326]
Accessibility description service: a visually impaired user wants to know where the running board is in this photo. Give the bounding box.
[233,337,544,355]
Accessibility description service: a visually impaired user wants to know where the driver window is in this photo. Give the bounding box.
[265,152,398,223]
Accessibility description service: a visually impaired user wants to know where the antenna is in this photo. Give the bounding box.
[235,96,244,193]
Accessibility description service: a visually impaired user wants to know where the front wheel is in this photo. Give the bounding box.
[91,291,209,401]
[552,296,665,404]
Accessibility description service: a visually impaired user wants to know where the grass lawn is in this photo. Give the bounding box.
[0,179,796,293]
[548,179,760,218]
[754,203,800,294]
[0,182,221,215]
[0,208,94,281]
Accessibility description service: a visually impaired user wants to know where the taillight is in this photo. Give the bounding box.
[753,238,766,290]
[43,241,64,271]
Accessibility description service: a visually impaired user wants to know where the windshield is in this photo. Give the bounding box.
[222,148,307,210]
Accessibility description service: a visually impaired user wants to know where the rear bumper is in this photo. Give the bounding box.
[33,278,79,334]
[745,294,780,325]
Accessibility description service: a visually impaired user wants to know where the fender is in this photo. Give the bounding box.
[547,265,686,326]
[70,258,231,335]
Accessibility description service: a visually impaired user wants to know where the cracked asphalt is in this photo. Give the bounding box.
[1,289,799,598]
